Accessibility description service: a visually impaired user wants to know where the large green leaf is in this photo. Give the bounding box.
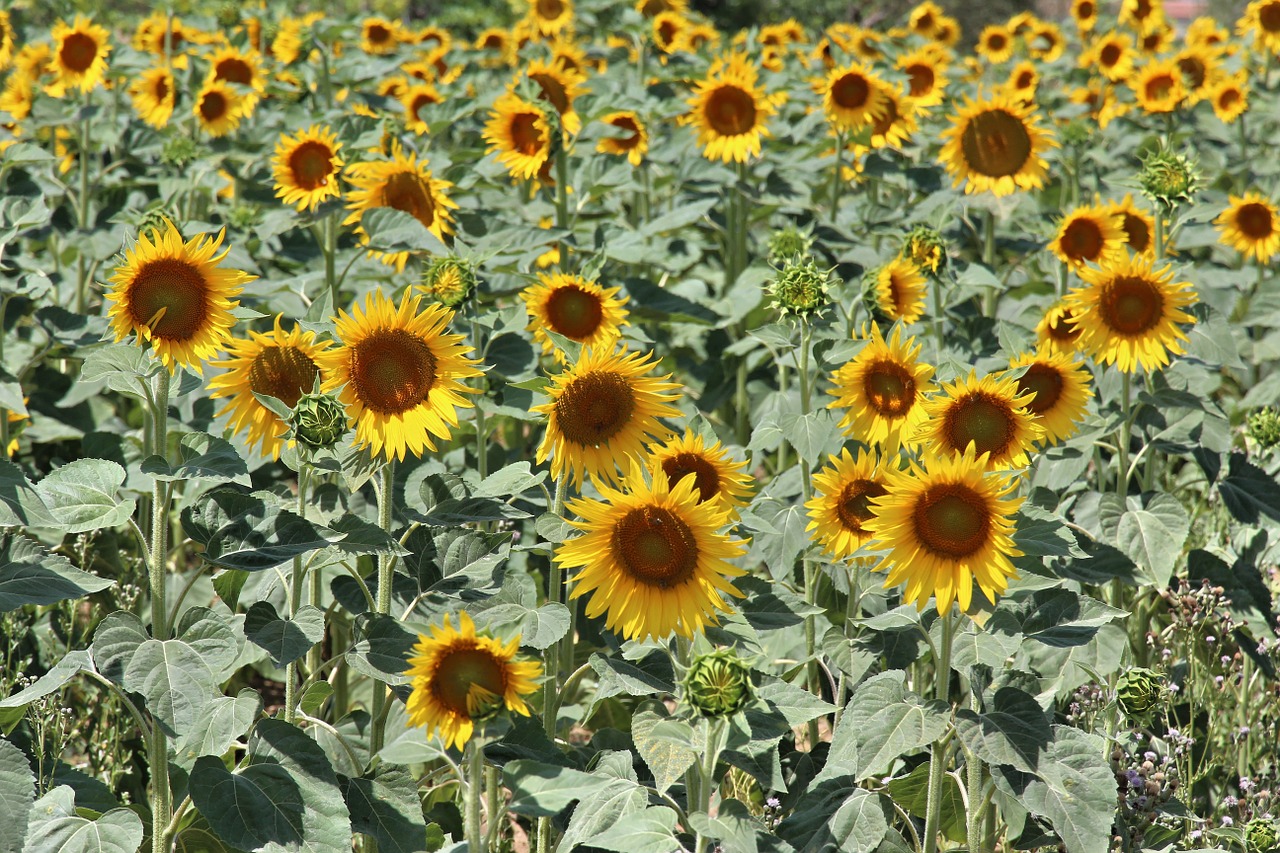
[504,761,600,817]
[1218,452,1280,525]
[244,602,326,668]
[954,687,1052,773]
[0,533,113,612]
[91,611,149,684]
[181,485,341,572]
[581,807,679,853]
[343,766,427,853]
[756,678,837,727]
[688,799,759,853]
[998,728,1114,853]
[885,762,965,844]
[173,690,261,770]
[245,720,353,853]
[1114,493,1188,586]
[844,672,949,781]
[141,432,250,486]
[359,208,448,254]
[557,774,648,852]
[0,737,34,853]
[346,614,416,687]
[32,459,135,534]
[189,756,306,850]
[175,607,242,682]
[631,702,697,794]
[0,458,55,527]
[24,786,144,853]
[777,780,890,853]
[122,637,220,737]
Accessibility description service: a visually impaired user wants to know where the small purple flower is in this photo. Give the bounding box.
[1223,795,1239,808]
[1206,635,1216,644]
[1241,778,1257,792]
[1222,816,1234,827]
[766,797,780,809]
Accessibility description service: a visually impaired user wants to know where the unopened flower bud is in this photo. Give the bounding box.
[769,255,830,319]
[684,648,753,717]
[291,392,349,450]
[1116,668,1163,723]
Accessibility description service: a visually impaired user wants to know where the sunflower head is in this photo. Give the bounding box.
[129,65,176,130]
[685,51,783,164]
[917,370,1044,469]
[1035,302,1084,356]
[684,648,754,717]
[817,62,888,132]
[596,110,649,167]
[1216,193,1280,264]
[343,144,457,271]
[806,446,887,560]
[647,428,754,514]
[272,125,344,213]
[827,323,936,453]
[48,16,111,94]
[1131,59,1187,114]
[1115,667,1164,723]
[769,255,830,319]
[938,92,1056,197]
[1240,0,1280,51]
[194,80,245,138]
[1007,350,1093,447]
[872,257,927,325]
[291,391,349,450]
[1050,204,1128,270]
[1209,72,1249,124]
[1138,145,1199,207]
[421,257,479,308]
[483,90,552,182]
[522,273,630,362]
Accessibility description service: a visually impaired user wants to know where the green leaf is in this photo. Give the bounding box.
[778,782,889,853]
[359,207,448,254]
[1013,590,1125,648]
[405,473,530,526]
[757,679,837,727]
[505,760,600,817]
[343,766,427,853]
[588,653,675,703]
[581,806,679,853]
[300,683,334,718]
[173,690,260,770]
[24,786,144,853]
[244,719,353,853]
[886,762,965,843]
[0,651,93,731]
[1006,728,1114,853]
[0,458,55,527]
[780,410,842,465]
[189,756,306,850]
[181,485,342,572]
[0,533,113,612]
[244,602,326,668]
[1218,452,1280,525]
[0,737,35,853]
[141,433,250,485]
[347,614,416,687]
[1114,493,1188,585]
[1014,506,1083,558]
[954,687,1052,773]
[688,799,759,853]
[485,602,570,651]
[123,638,220,737]
[558,776,649,852]
[79,343,161,399]
[91,611,148,684]
[631,702,697,794]
[950,613,1022,672]
[327,514,411,558]
[846,672,949,781]
[472,461,547,498]
[32,459,135,534]
[175,607,242,682]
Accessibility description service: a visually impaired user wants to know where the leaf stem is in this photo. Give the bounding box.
[922,607,954,853]
[285,462,310,725]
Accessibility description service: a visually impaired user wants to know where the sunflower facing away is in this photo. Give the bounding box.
[875,257,927,324]
[106,219,254,374]
[1035,302,1084,356]
[596,111,649,166]
[525,59,586,136]
[686,51,783,163]
[129,65,175,130]
[401,82,444,135]
[522,273,630,362]
[555,465,747,641]
[1007,350,1093,447]
[1082,33,1135,82]
[316,290,483,461]
[1216,193,1280,264]
[532,346,682,488]
[404,612,542,751]
[827,324,935,452]
[48,16,111,94]
[273,125,345,213]
[1065,257,1197,373]
[866,445,1024,614]
[1107,194,1156,257]
[1049,203,1128,270]
[208,316,332,459]
[938,92,1054,196]
[916,370,1044,469]
[817,62,888,132]
[806,447,888,561]
[194,81,245,138]
[344,144,457,271]
[484,91,552,181]
[646,428,754,515]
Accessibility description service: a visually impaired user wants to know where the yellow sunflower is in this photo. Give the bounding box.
[208,317,332,460]
[1239,0,1280,53]
[1050,204,1128,270]
[938,92,1055,197]
[1027,22,1065,62]
[1035,302,1084,356]
[1188,15,1230,48]
[105,219,253,374]
[532,347,682,488]
[484,91,552,181]
[908,1,945,39]
[316,290,482,461]
[206,45,266,115]
[1007,351,1093,447]
[524,59,585,136]
[866,445,1024,614]
[1066,257,1197,373]
[646,429,754,514]
[48,16,111,94]
[1005,60,1039,102]
[1138,23,1175,55]
[866,85,917,150]
[128,66,175,130]
[1209,72,1249,123]
[1083,33,1135,83]
[474,28,513,65]
[827,324,935,452]
[1107,194,1156,258]
[343,144,457,272]
[596,111,649,166]
[555,465,747,641]
[806,447,887,561]
[1071,0,1099,33]
[976,25,1015,64]
[272,125,344,213]
[915,371,1044,469]
[637,0,687,17]
[1131,59,1186,114]
[1173,46,1218,104]
[404,612,542,751]
[194,81,245,138]
[875,258,927,324]
[817,62,888,132]
[0,12,15,71]
[685,51,782,164]
[527,0,574,37]
[133,12,191,66]
[401,82,444,135]
[522,273,630,362]
[1217,193,1280,263]
[361,17,402,55]
[653,12,688,54]
[897,47,949,109]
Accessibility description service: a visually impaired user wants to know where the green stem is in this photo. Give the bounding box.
[325,211,339,310]
[1153,201,1165,260]
[734,349,749,446]
[554,148,570,272]
[75,110,91,314]
[931,275,945,363]
[465,737,485,853]
[775,364,788,474]
[830,130,842,224]
[484,763,502,850]
[149,369,172,853]
[536,479,568,853]
[981,209,997,318]
[285,463,310,726]
[922,608,954,853]
[369,461,397,760]
[797,322,820,747]
[965,689,985,851]
[1117,371,1131,503]
[471,317,489,483]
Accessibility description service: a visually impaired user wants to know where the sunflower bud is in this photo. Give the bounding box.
[769,255,830,319]
[901,225,946,274]
[684,648,753,717]
[134,205,181,237]
[1248,408,1280,449]
[1115,668,1163,723]
[290,392,349,450]
[161,135,202,168]
[1246,818,1279,853]
[1138,146,1199,207]
[422,257,478,308]
[766,225,813,266]
[215,3,241,28]
[1061,120,1091,148]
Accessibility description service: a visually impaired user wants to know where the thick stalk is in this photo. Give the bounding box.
[981,209,997,318]
[931,276,945,362]
[536,479,569,853]
[1153,202,1165,260]
[75,110,91,314]
[830,130,842,224]
[965,690,985,851]
[797,323,820,748]
[734,352,749,446]
[285,464,310,725]
[555,149,571,272]
[689,718,723,853]
[484,764,502,850]
[325,211,339,309]
[465,738,485,853]
[922,608,954,853]
[369,461,397,759]
[149,369,172,853]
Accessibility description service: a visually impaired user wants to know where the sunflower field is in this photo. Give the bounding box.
[4,0,1280,851]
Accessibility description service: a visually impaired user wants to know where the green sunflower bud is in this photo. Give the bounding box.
[422,257,478,308]
[1248,407,1280,449]
[766,225,814,266]
[160,135,202,168]
[215,3,241,28]
[1061,120,1091,148]
[1115,667,1163,723]
[1247,819,1279,853]
[684,648,753,717]
[769,255,830,319]
[290,392,349,450]
[901,225,946,274]
[1138,145,1199,207]
[134,205,180,238]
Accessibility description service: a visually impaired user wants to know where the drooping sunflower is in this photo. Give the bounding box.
[404,612,542,751]
[1131,58,1186,114]
[206,45,266,115]
[272,125,344,213]
[896,46,950,109]
[343,144,457,271]
[1035,302,1084,356]
[866,445,1024,614]
[484,91,552,181]
[401,82,444,135]
[1239,0,1280,53]
[827,324,935,452]
[361,17,402,54]
[105,219,254,374]
[1187,15,1230,48]
[1050,204,1128,270]
[596,111,649,166]
[532,347,682,488]
[1217,193,1280,263]
[1065,257,1197,373]
[527,0,574,37]
[524,59,585,135]
[817,62,888,132]
[1107,194,1156,257]
[875,257,927,324]
[316,290,483,461]
[128,65,175,130]
[915,371,1044,469]
[0,71,35,123]
[48,16,111,94]
[208,316,332,459]
[555,465,747,641]
[194,81,245,138]
[806,447,888,561]
[522,273,630,362]
[938,92,1055,196]
[645,429,754,514]
[975,25,1015,64]
[685,51,783,164]
[1209,72,1249,124]
[1082,33,1135,82]
[1007,350,1093,447]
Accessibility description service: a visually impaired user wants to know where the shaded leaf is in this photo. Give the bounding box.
[189,756,305,850]
[245,602,326,668]
[24,786,144,853]
[141,432,249,485]
[954,687,1052,773]
[343,766,427,853]
[174,690,260,770]
[182,485,341,572]
[0,738,34,853]
[32,459,134,534]
[0,533,113,612]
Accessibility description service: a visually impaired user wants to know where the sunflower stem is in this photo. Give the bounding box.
[830,130,842,224]
[536,479,569,853]
[465,736,485,853]
[796,321,823,747]
[148,368,173,853]
[554,148,571,273]
[922,606,954,853]
[324,211,339,309]
[981,208,997,318]
[484,762,502,850]
[964,689,986,853]
[285,462,310,726]
[75,107,91,315]
[776,363,788,474]
[369,460,397,766]
[1153,201,1165,261]
[931,275,945,363]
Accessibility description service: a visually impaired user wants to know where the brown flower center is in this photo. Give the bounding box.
[1176,56,1206,90]
[350,328,437,415]
[1236,202,1275,239]
[200,90,229,122]
[1218,88,1241,109]
[367,23,392,45]
[128,258,209,342]
[906,63,935,97]
[1121,213,1150,253]
[60,32,98,73]
[249,345,319,407]
[153,75,171,102]
[959,108,1032,178]
[410,91,442,122]
[607,115,642,148]
[510,112,545,155]
[288,141,336,190]
[913,483,991,559]
[1046,308,1081,342]
[553,370,635,447]
[705,85,756,136]
[1015,363,1064,414]
[942,391,1016,457]
[863,358,916,418]
[1060,217,1105,262]
[612,506,699,588]
[986,33,1008,52]
[537,0,565,20]
[1100,43,1122,68]
[381,171,437,230]
[431,646,506,717]
[662,452,722,503]
[656,19,679,47]
[1262,1,1280,32]
[1101,275,1163,335]
[545,285,604,340]
[836,478,887,535]
[831,72,871,109]
[1078,1,1096,19]
[1144,73,1177,103]
[215,57,253,86]
[871,97,900,137]
[531,72,571,115]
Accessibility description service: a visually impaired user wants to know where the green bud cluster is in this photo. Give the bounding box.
[1248,407,1280,449]
[766,225,813,266]
[769,255,830,319]
[683,648,753,717]
[1138,146,1199,207]
[422,257,479,308]
[290,392,349,450]
[1115,668,1163,723]
[1247,818,1279,853]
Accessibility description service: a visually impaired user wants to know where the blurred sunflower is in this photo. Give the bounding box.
[1120,0,1165,33]
[908,1,945,39]
[896,46,949,109]
[532,347,681,488]
[1187,15,1230,48]
[1050,204,1127,270]
[525,59,585,135]
[1131,59,1186,114]
[555,465,747,640]
[1217,193,1280,263]
[916,371,1044,468]
[1004,61,1039,102]
[474,28,513,64]
[653,12,687,54]
[344,144,457,271]
[411,25,451,50]
[1066,257,1197,373]
[0,12,15,71]
[646,428,754,513]
[404,612,542,751]
[129,66,175,130]
[875,257,927,324]
[1070,0,1098,33]
[938,92,1054,196]
[827,324,935,452]
[596,111,648,166]
[401,82,444,135]
[48,16,111,94]
[817,62,887,132]
[1209,72,1249,123]
[866,86,917,149]
[528,0,574,37]
[1007,350,1093,447]
[521,273,630,361]
[866,445,1023,614]
[1138,23,1176,55]
[206,45,266,115]
[1083,33,1135,82]
[637,0,687,17]
[1027,22,1064,61]
[194,81,245,137]
[361,17,402,54]
[1173,46,1217,104]
[105,219,253,373]
[1238,0,1280,53]
[1107,194,1156,257]
[316,289,482,461]
[975,25,1014,64]
[686,51,782,164]
[272,125,344,213]
[549,39,590,74]
[806,447,887,560]
[133,12,191,66]
[484,91,552,181]
[1035,302,1084,356]
[208,317,331,460]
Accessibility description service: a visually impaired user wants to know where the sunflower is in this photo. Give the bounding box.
[806,447,888,560]
[1065,257,1197,373]
[866,445,1023,614]
[272,125,344,213]
[1007,351,1093,447]
[411,26,452,50]
[636,0,687,17]
[1005,60,1039,101]
[555,465,747,641]
[528,0,574,37]
[532,347,681,488]
[866,85,917,149]
[875,257,927,324]
[1083,33,1135,82]
[48,16,111,94]
[646,429,754,514]
[129,65,175,130]
[105,219,253,374]
[1239,0,1280,52]
[1188,15,1230,48]
[1071,0,1099,33]
[401,82,444,135]
[915,371,1043,469]
[361,17,402,54]
[474,27,513,64]
[1107,194,1156,257]
[938,92,1055,197]
[1035,302,1084,356]
[1027,22,1064,61]
[0,12,15,71]
[316,290,482,461]
[827,324,935,452]
[404,612,542,751]
[343,144,457,271]
[208,317,332,459]
[206,45,266,115]
[896,47,949,109]
[522,273,630,361]
[1173,46,1218,104]
[976,25,1015,64]
[1050,204,1128,270]
[685,22,719,52]
[484,91,552,181]
[1068,81,1127,129]
[685,51,782,164]
[653,12,687,54]
[524,59,585,135]
[596,111,648,166]
[1209,72,1249,123]
[194,81,245,137]
[1217,193,1280,263]
[1120,0,1165,32]
[133,12,190,65]
[817,62,888,132]
[1131,59,1186,114]
[1138,23,1176,55]
[908,1,945,39]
